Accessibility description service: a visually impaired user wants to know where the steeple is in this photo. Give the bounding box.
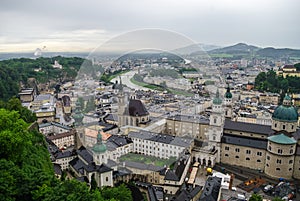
[119,76,123,93]
[225,84,232,99]
[213,89,222,105]
[92,129,107,153]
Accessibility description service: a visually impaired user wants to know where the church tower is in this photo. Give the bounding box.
[224,84,233,119]
[92,129,108,165]
[206,89,224,162]
[117,77,127,127]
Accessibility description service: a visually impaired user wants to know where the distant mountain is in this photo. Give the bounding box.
[208,43,260,55]
[256,47,300,58]
[206,43,300,58]
[173,43,221,55]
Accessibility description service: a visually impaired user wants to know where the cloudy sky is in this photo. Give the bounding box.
[1,0,299,52]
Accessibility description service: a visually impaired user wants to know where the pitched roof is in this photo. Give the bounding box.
[167,114,209,124]
[54,150,76,159]
[47,130,75,140]
[69,156,112,175]
[224,119,273,135]
[53,163,62,175]
[222,134,267,149]
[107,135,133,148]
[128,130,193,148]
[39,121,72,130]
[77,146,93,164]
[127,99,149,116]
[199,176,222,201]
[97,164,113,173]
[164,154,190,181]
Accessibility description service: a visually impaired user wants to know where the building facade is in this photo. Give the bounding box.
[221,95,300,179]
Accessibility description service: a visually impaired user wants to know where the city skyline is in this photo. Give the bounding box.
[1,0,300,53]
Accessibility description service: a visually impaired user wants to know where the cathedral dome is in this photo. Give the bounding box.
[272,95,298,122]
[272,106,298,122]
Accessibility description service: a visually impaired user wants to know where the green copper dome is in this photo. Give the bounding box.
[225,85,232,99]
[272,105,298,122]
[273,94,298,122]
[268,134,296,145]
[92,130,107,153]
[213,89,222,105]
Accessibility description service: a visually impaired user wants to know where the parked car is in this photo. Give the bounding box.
[263,184,273,193]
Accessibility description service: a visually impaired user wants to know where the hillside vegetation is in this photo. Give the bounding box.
[0,98,132,201]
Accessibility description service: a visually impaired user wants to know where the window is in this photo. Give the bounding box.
[278,149,283,154]
[235,156,239,158]
[289,168,292,171]
[246,150,251,154]
[290,149,294,154]
[225,146,230,151]
[106,177,108,182]
[274,123,277,128]
[289,160,293,164]
[257,152,262,156]
[246,157,250,161]
[277,159,281,164]
[292,125,294,130]
[257,159,261,163]
[268,146,272,151]
[235,148,240,152]
[225,154,229,157]
[276,168,281,171]
[213,136,216,141]
[266,163,269,167]
[214,118,217,124]
[283,125,285,130]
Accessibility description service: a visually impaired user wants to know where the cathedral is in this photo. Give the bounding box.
[220,88,300,179]
[117,80,150,127]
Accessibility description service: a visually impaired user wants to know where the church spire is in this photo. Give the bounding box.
[213,89,222,105]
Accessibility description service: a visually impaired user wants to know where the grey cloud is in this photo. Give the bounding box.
[1,0,300,52]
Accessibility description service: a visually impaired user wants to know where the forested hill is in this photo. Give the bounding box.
[0,56,85,101]
[0,98,133,201]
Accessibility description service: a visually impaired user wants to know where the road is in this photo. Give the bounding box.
[111,70,153,91]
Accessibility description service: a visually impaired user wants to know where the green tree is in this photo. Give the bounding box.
[101,184,132,201]
[5,98,37,123]
[249,194,263,201]
[0,159,24,201]
[0,99,133,201]
[255,72,266,90]
[34,179,104,201]
[0,109,32,163]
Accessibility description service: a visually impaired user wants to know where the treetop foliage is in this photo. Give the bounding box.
[0,99,133,201]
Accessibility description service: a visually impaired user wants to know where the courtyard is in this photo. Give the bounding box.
[119,153,176,168]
